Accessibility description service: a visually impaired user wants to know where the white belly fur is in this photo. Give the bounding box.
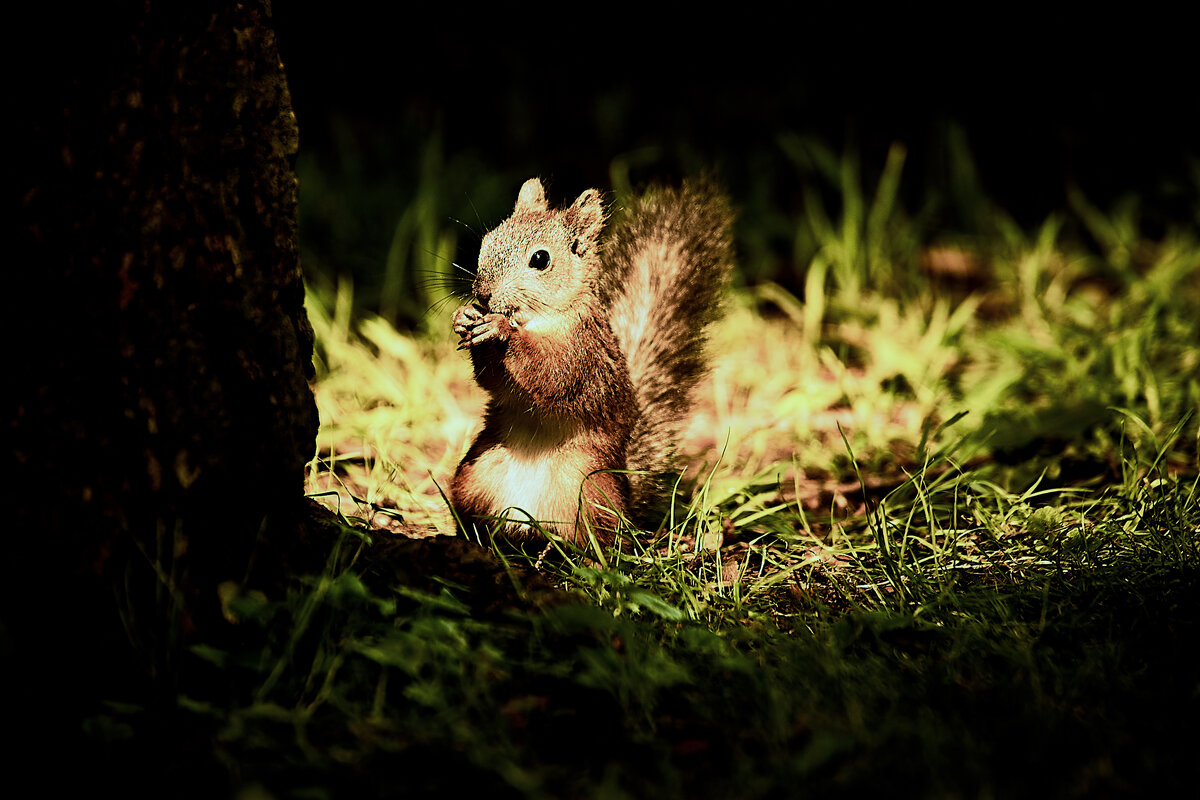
[471,424,591,530]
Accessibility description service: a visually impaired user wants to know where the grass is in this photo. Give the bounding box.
[90,142,1199,798]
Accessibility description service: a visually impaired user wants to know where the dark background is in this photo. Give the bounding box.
[15,8,1196,322]
[272,10,1197,231]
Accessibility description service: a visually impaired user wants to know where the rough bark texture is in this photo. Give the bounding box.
[9,1,319,704]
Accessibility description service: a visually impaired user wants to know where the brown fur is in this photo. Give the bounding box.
[601,182,734,512]
[451,177,733,546]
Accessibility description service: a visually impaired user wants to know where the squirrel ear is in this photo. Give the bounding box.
[514,179,548,214]
[564,188,605,252]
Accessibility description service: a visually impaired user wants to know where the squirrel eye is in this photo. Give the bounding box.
[528,249,551,270]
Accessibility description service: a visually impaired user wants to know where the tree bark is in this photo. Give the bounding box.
[9,1,318,701]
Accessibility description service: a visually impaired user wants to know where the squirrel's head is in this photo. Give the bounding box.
[474,178,606,330]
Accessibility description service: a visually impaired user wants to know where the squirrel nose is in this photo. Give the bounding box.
[473,272,494,309]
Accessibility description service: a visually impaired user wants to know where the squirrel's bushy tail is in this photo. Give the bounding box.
[600,181,734,515]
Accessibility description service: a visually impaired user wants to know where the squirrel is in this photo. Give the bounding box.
[450,177,733,548]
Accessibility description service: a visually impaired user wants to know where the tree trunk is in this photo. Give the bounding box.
[9,0,319,710]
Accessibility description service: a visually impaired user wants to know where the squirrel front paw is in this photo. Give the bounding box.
[464,313,515,348]
[454,303,514,350]
[452,303,484,339]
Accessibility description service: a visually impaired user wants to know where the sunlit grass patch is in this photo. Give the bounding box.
[305,279,479,535]
[303,175,1199,605]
